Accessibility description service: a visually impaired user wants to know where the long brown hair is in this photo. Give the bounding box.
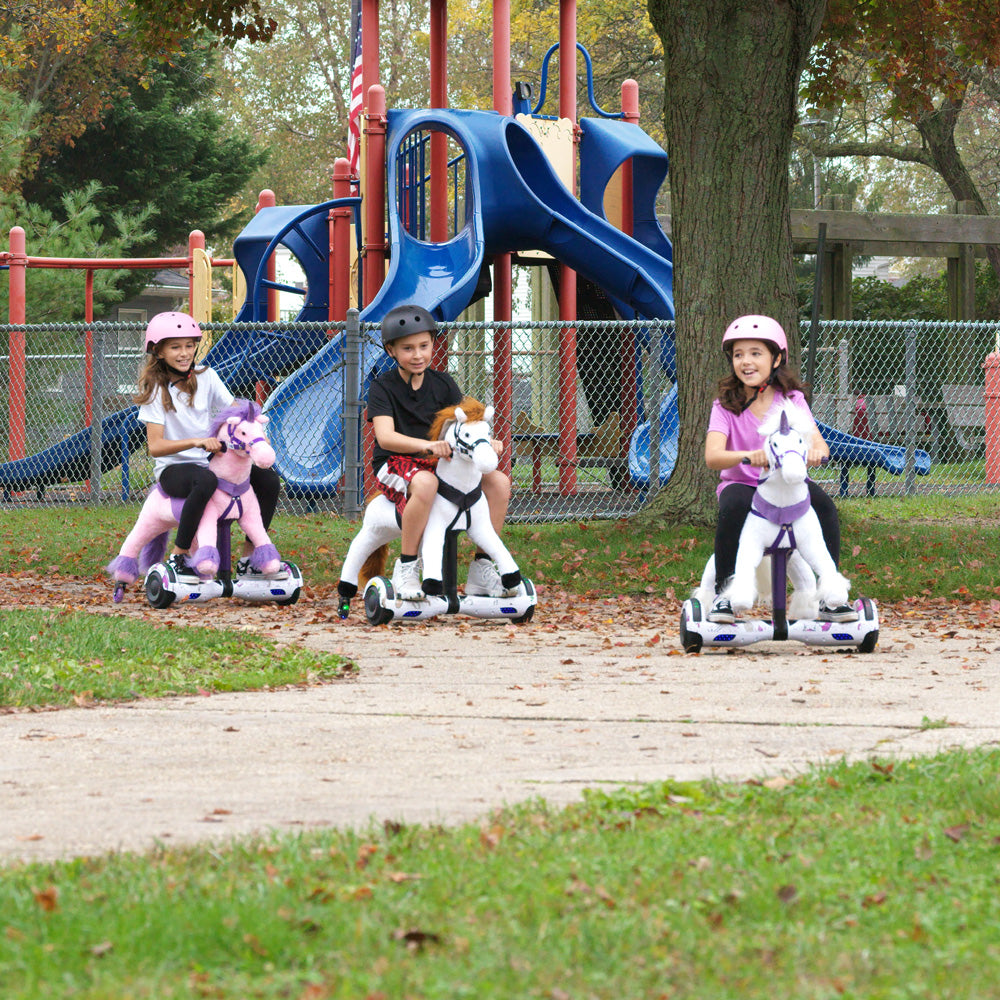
[133,352,205,411]
[716,345,809,415]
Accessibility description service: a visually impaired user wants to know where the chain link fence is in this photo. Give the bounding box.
[2,317,998,518]
[804,319,998,498]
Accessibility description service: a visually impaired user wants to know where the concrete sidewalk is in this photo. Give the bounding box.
[3,605,999,863]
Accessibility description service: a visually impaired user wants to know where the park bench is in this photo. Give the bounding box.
[940,383,986,453]
[512,410,626,490]
[813,390,935,497]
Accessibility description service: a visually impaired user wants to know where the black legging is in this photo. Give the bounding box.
[159,463,281,551]
[713,481,841,593]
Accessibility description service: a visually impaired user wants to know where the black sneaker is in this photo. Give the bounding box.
[708,596,735,623]
[166,553,196,579]
[818,601,858,623]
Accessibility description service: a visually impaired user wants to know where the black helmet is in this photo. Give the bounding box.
[380,304,438,349]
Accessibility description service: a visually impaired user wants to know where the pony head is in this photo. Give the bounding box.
[428,397,498,474]
[210,399,275,468]
[759,404,810,484]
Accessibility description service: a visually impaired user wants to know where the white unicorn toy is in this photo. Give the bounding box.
[681,405,879,652]
[337,398,537,625]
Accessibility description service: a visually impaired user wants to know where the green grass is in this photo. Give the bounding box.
[0,608,354,707]
[2,500,999,994]
[3,748,1000,997]
[1,493,999,605]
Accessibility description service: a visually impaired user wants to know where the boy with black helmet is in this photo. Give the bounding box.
[362,303,512,601]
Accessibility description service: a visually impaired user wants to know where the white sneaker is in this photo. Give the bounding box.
[818,601,858,623]
[708,595,735,623]
[392,558,424,601]
[465,557,517,597]
[235,556,289,580]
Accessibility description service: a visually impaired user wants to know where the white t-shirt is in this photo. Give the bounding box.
[137,367,234,480]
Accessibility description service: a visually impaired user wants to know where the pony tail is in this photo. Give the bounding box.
[359,545,388,588]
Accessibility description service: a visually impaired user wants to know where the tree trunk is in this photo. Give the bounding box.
[640,0,828,528]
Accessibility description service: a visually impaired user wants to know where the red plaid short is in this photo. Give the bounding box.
[376,454,439,516]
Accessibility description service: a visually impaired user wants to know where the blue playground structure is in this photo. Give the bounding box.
[0,59,931,502]
[261,107,676,496]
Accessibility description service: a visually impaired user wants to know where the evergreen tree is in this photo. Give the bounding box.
[21,42,268,258]
[0,180,153,324]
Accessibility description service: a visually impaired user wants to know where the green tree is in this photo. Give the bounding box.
[219,0,430,207]
[128,0,279,49]
[0,0,152,182]
[642,0,827,525]
[1,181,153,324]
[448,0,664,142]
[802,1,1000,282]
[21,43,268,260]
[0,89,36,193]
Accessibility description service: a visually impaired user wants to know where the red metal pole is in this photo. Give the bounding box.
[252,192,278,323]
[84,270,95,428]
[430,0,450,372]
[491,0,513,477]
[251,195,276,404]
[364,84,387,308]
[361,0,380,109]
[620,79,639,456]
[360,0,382,298]
[430,0,448,244]
[985,353,1000,484]
[331,158,352,323]
[558,0,578,494]
[621,80,638,235]
[7,226,27,461]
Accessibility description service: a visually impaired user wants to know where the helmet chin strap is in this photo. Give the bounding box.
[738,361,781,413]
[164,361,195,383]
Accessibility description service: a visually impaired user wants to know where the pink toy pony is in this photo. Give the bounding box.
[107,400,281,588]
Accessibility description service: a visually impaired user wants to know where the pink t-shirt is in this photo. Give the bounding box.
[707,390,813,496]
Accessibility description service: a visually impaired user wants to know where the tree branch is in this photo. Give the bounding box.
[799,137,935,168]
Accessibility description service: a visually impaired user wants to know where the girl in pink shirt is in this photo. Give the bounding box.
[704,315,854,624]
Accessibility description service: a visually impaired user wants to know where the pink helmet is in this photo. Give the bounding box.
[722,315,788,363]
[144,311,202,353]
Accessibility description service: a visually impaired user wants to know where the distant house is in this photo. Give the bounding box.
[852,255,906,287]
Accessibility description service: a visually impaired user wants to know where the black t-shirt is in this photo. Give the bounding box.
[367,366,463,472]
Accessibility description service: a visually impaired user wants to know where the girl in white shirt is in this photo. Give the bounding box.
[135,312,279,576]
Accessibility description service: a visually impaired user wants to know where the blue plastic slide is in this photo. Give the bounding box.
[0,408,145,497]
[627,386,679,486]
[578,116,672,267]
[205,202,337,393]
[820,422,931,475]
[262,108,677,497]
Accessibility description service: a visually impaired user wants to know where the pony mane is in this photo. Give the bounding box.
[210,399,262,437]
[759,403,812,439]
[427,396,487,441]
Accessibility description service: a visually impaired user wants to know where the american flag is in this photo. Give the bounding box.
[347,0,363,190]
